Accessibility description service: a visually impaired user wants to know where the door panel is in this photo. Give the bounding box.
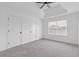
[22,17,36,44]
[7,15,21,48]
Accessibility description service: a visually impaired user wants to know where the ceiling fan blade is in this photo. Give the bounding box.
[40,3,46,9]
[36,2,56,9]
[36,2,45,4]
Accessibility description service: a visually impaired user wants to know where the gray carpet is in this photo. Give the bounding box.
[0,38,78,57]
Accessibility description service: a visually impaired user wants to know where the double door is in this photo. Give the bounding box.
[7,15,41,48]
[7,15,22,48]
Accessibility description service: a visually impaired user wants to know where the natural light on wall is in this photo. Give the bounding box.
[48,20,67,36]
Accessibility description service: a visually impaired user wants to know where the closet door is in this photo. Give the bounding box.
[22,16,36,44]
[7,15,21,48]
[34,20,42,40]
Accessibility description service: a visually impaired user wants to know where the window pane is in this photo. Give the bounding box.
[48,21,56,34]
[56,20,67,36]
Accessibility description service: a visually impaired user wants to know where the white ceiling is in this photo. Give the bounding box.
[59,2,79,13]
[0,2,44,19]
[42,2,79,18]
[0,2,79,18]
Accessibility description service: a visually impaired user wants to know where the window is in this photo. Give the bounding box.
[48,20,67,36]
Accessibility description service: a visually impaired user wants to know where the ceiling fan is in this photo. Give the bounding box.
[36,2,56,9]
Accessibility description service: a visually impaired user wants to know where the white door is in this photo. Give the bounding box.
[7,15,22,48]
[22,16,36,44]
[34,20,42,40]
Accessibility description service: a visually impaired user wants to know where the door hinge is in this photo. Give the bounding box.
[8,42,10,44]
[8,30,10,32]
[8,17,10,20]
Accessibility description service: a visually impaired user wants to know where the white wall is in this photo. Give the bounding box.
[0,2,43,51]
[78,13,79,45]
[42,12,79,45]
[0,7,8,51]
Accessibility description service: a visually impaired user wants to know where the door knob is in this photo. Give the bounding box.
[20,32,22,34]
